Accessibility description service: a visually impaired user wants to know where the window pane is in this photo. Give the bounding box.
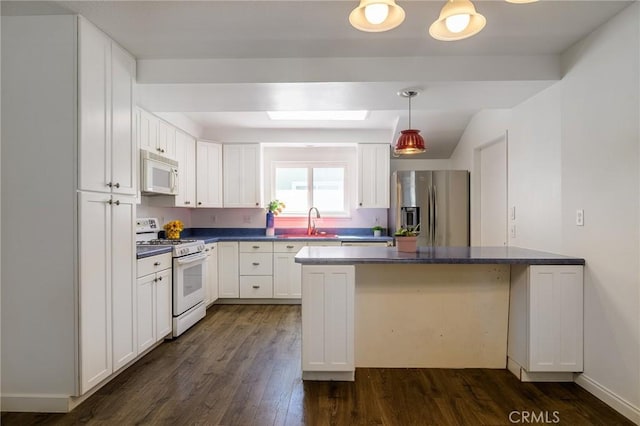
[313,167,344,212]
[275,168,308,213]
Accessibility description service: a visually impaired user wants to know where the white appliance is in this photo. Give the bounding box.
[141,150,179,195]
[136,218,206,337]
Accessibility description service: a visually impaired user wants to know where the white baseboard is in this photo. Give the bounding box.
[575,373,640,425]
[1,394,71,413]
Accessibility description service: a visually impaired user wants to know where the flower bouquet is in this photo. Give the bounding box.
[266,200,286,236]
[164,220,184,240]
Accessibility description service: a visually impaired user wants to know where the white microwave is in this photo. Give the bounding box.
[141,150,179,195]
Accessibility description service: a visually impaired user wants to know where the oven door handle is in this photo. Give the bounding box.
[176,252,207,265]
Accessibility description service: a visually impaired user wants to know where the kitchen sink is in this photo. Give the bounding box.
[278,233,340,239]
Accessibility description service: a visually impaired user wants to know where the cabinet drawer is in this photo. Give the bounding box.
[240,276,273,298]
[239,253,273,275]
[273,241,305,253]
[137,253,172,278]
[306,241,341,246]
[239,241,273,253]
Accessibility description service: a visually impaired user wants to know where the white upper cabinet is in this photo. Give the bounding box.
[78,18,136,196]
[196,141,223,208]
[158,120,177,160]
[174,130,197,207]
[357,144,390,208]
[223,144,262,208]
[138,109,159,154]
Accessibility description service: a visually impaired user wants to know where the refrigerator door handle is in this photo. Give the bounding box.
[426,185,432,245]
[432,185,438,246]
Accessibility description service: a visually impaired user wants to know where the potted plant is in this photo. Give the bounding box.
[372,225,383,237]
[266,199,286,236]
[394,224,420,252]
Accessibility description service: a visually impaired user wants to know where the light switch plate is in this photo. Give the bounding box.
[576,209,584,226]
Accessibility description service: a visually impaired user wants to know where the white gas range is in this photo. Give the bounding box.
[136,218,207,337]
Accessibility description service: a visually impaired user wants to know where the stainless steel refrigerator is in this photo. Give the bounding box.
[389,170,470,247]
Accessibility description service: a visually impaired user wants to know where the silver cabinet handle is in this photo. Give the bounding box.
[158,276,162,281]
[198,202,202,205]
[286,245,295,249]
[107,199,113,205]
[107,182,113,188]
[252,262,260,266]
[153,278,158,282]
[114,200,120,206]
[154,261,161,266]
[114,183,120,188]
[255,202,259,206]
[252,245,260,249]
[185,201,191,205]
[252,285,260,289]
[359,202,363,206]
[205,248,210,252]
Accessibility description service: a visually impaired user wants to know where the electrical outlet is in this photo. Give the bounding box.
[510,206,516,220]
[576,209,584,226]
[210,215,216,224]
[243,215,251,224]
[510,224,516,238]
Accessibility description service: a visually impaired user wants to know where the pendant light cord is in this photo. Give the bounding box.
[408,94,412,129]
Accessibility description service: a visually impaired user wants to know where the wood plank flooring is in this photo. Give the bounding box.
[2,304,633,425]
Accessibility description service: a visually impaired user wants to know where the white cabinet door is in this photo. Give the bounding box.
[357,144,390,208]
[79,191,113,393]
[223,144,262,208]
[528,265,583,372]
[78,18,110,194]
[196,141,223,208]
[205,243,219,305]
[273,252,302,298]
[158,120,177,159]
[155,268,173,339]
[111,195,136,371]
[174,130,197,207]
[138,109,159,154]
[218,242,240,298]
[508,265,583,375]
[110,43,136,196]
[302,265,355,373]
[79,19,136,196]
[136,274,155,354]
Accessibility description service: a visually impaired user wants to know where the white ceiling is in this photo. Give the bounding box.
[2,0,632,158]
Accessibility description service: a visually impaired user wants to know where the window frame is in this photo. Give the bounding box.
[271,160,351,217]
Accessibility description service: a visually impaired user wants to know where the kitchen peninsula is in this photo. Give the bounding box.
[295,246,585,382]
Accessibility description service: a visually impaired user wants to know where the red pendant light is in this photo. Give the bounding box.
[395,90,426,155]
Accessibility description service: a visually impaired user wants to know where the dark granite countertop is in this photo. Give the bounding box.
[294,246,585,265]
[136,228,392,258]
[136,246,172,259]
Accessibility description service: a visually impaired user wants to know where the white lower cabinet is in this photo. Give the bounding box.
[136,254,172,354]
[508,265,584,379]
[218,242,240,298]
[273,241,304,298]
[239,241,273,298]
[79,192,136,393]
[205,243,219,305]
[302,265,355,377]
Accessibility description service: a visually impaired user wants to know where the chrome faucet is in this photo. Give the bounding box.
[307,207,321,235]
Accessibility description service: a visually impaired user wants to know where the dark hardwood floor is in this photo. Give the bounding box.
[2,305,633,425]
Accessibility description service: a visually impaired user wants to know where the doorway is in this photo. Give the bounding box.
[473,133,508,246]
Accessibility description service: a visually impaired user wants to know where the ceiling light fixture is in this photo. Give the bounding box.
[394,90,426,155]
[429,0,486,41]
[349,0,405,32]
[267,110,368,121]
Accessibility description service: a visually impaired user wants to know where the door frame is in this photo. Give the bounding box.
[471,131,509,246]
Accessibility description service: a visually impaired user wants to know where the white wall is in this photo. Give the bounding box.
[1,15,78,400]
[391,158,451,172]
[137,197,193,229]
[560,2,639,420]
[450,3,640,421]
[509,83,563,252]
